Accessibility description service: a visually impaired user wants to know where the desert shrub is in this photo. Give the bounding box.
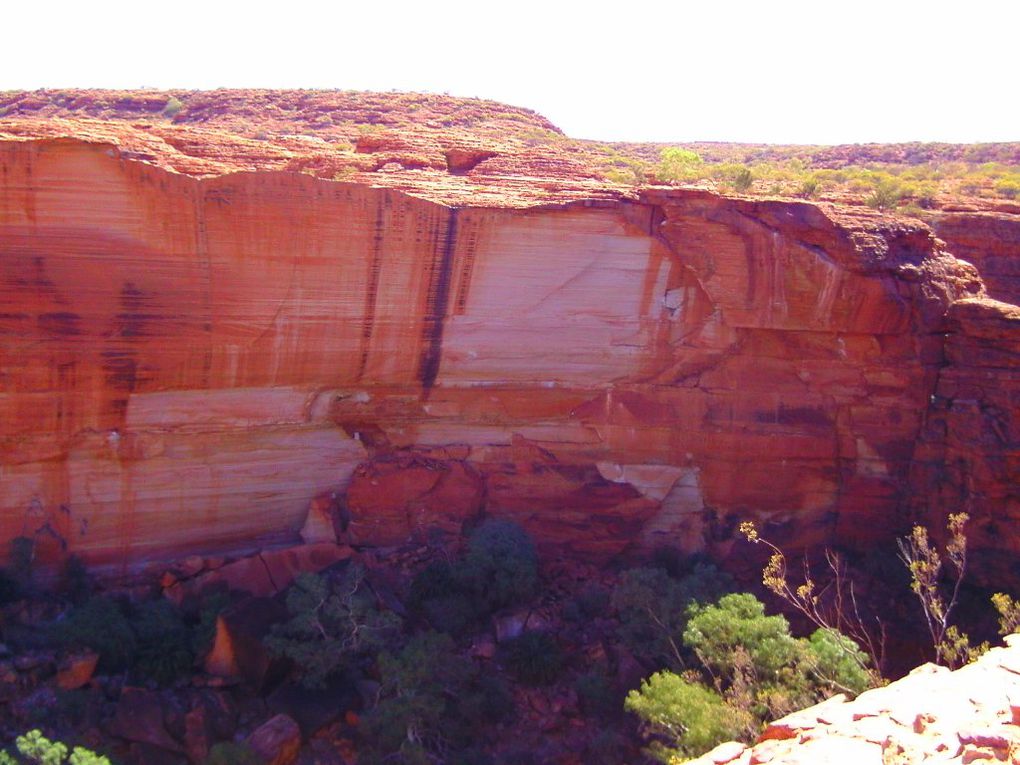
[684,593,801,683]
[461,519,538,612]
[799,177,820,197]
[611,562,732,670]
[658,148,705,183]
[9,537,34,593]
[58,556,91,605]
[992,593,1020,636]
[574,670,619,718]
[130,599,194,685]
[0,568,22,606]
[502,631,563,686]
[625,672,752,763]
[361,631,474,764]
[806,627,873,695]
[408,520,539,635]
[732,166,754,192]
[203,742,263,765]
[58,596,137,673]
[584,730,626,765]
[265,565,401,689]
[865,179,903,210]
[996,178,1020,198]
[407,560,479,635]
[562,583,609,622]
[682,593,874,723]
[0,729,111,765]
[162,96,183,119]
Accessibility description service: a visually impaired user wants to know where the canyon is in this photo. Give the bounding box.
[0,91,1018,591]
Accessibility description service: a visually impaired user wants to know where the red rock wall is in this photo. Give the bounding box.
[932,212,1020,306]
[1,139,1003,580]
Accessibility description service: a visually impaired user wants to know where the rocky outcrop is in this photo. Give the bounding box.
[933,213,1020,305]
[686,634,1020,765]
[2,132,1016,586]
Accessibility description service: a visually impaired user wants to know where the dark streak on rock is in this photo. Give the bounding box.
[419,208,459,390]
[357,199,387,381]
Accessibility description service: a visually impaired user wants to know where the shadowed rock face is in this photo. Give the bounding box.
[0,138,1015,586]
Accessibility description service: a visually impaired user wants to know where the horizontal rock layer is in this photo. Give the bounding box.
[0,138,1014,585]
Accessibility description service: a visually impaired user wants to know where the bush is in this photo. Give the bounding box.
[361,631,472,763]
[265,565,401,689]
[59,596,137,673]
[462,519,538,612]
[625,672,752,763]
[574,670,618,718]
[58,557,91,605]
[162,96,183,119]
[131,599,195,685]
[732,166,754,192]
[611,563,732,670]
[502,631,563,686]
[658,148,704,183]
[203,742,263,765]
[0,729,111,765]
[684,593,801,683]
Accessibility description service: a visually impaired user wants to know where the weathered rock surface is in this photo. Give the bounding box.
[0,99,1017,586]
[685,635,1020,765]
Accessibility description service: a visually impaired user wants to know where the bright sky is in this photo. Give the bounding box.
[4,0,1017,145]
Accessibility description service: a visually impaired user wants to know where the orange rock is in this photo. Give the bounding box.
[246,714,301,765]
[55,651,98,690]
[0,99,1016,592]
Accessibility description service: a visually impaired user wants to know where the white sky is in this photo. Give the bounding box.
[3,0,1017,144]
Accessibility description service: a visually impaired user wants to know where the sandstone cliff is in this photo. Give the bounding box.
[0,94,1017,589]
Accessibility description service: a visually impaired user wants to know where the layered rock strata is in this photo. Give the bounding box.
[1,137,1014,584]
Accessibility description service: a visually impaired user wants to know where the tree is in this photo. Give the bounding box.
[625,672,751,763]
[265,565,401,688]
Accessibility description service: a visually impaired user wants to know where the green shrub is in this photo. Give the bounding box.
[265,565,401,689]
[658,148,705,183]
[0,568,22,606]
[574,670,618,718]
[9,537,35,592]
[732,166,754,192]
[0,729,111,765]
[59,596,137,673]
[625,672,752,763]
[58,556,91,605]
[461,519,538,612]
[865,179,903,210]
[202,742,263,765]
[130,599,195,685]
[683,593,801,683]
[502,631,563,686]
[162,96,183,119]
[611,563,732,670]
[806,627,873,696]
[362,631,472,763]
[562,584,609,622]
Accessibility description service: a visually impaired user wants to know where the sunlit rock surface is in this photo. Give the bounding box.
[0,135,1015,584]
[685,634,1020,765]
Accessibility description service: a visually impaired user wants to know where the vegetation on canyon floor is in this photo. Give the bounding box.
[0,515,1014,765]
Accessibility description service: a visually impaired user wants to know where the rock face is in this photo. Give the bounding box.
[0,132,1016,585]
[685,634,1020,765]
